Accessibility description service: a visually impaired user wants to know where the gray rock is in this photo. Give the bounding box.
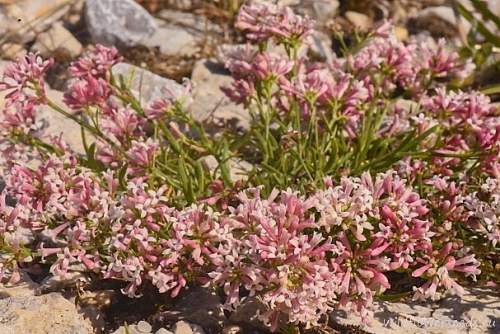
[229,297,269,332]
[311,0,339,23]
[309,31,333,62]
[0,275,94,334]
[85,0,157,47]
[169,286,225,332]
[190,59,250,131]
[143,10,222,57]
[330,287,500,334]
[32,22,83,60]
[111,62,186,107]
[410,6,468,39]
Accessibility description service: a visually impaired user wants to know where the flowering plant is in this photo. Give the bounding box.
[0,2,498,332]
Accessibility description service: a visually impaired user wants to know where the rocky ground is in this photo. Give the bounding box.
[1,0,500,333]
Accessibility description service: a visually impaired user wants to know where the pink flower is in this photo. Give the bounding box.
[69,44,121,79]
[63,77,110,110]
[252,52,294,81]
[0,53,53,105]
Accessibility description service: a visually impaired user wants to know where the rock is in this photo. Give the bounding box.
[409,6,468,38]
[202,155,252,183]
[0,43,26,60]
[144,10,222,57]
[311,0,339,23]
[111,62,186,107]
[1,0,71,44]
[229,297,269,332]
[394,26,409,42]
[345,11,373,31]
[173,321,205,334]
[137,321,153,333]
[0,275,94,334]
[85,0,157,47]
[222,325,242,334]
[309,31,334,62]
[330,287,500,334]
[159,286,225,333]
[39,89,87,154]
[190,59,250,131]
[156,328,174,334]
[32,22,82,60]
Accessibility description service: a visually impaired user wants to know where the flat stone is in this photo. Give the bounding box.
[330,287,500,334]
[0,275,94,334]
[345,11,373,31]
[173,321,205,334]
[85,0,157,47]
[1,0,71,44]
[143,10,222,57]
[137,321,153,333]
[190,59,250,131]
[0,43,26,60]
[32,22,83,60]
[155,329,174,334]
[312,0,339,23]
[410,6,468,38]
[39,89,87,154]
[111,62,186,107]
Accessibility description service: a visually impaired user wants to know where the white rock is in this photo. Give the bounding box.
[111,62,186,107]
[0,275,94,334]
[173,321,205,334]
[0,43,25,60]
[39,89,87,154]
[190,59,250,131]
[331,287,500,334]
[345,11,373,31]
[137,321,153,333]
[155,329,174,334]
[32,22,82,59]
[0,0,71,44]
[312,0,339,23]
[85,0,157,47]
[144,10,222,57]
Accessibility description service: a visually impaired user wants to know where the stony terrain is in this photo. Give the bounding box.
[1,0,499,333]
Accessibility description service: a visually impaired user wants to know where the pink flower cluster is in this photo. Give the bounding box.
[0,2,498,332]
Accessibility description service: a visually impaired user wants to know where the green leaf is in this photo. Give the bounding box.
[480,84,500,95]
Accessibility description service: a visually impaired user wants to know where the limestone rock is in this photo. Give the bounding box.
[229,297,269,332]
[345,11,373,31]
[111,62,186,107]
[190,59,250,131]
[311,0,339,23]
[409,6,468,39]
[330,287,500,334]
[172,321,205,334]
[144,10,222,57]
[0,43,26,60]
[1,0,71,44]
[32,22,82,60]
[85,0,157,47]
[39,89,87,154]
[0,275,94,334]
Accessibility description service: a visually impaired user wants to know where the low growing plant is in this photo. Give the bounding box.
[0,2,498,332]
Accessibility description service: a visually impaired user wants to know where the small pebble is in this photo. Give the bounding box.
[155,329,174,334]
[137,320,152,333]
